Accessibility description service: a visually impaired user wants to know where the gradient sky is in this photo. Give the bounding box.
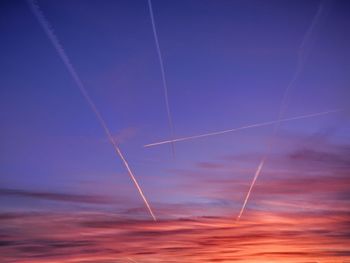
[0,0,349,262]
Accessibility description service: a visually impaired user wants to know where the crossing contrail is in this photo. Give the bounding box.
[147,0,176,157]
[27,0,156,221]
[144,109,340,147]
[237,0,329,221]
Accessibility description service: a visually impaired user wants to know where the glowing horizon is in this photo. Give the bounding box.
[0,0,348,262]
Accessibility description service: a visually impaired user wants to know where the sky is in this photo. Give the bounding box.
[0,0,349,262]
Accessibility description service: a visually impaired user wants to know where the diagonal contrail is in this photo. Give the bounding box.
[27,0,156,221]
[144,109,341,147]
[237,0,329,221]
[147,0,176,157]
[236,158,265,220]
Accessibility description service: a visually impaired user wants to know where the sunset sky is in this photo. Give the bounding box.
[0,0,349,262]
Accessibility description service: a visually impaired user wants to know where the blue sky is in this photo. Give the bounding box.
[0,0,349,217]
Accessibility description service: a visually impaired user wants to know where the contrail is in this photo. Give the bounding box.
[144,109,340,147]
[237,158,265,221]
[27,0,156,221]
[275,0,329,122]
[237,0,329,221]
[147,0,176,157]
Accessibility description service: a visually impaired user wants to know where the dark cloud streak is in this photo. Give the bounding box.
[0,188,110,204]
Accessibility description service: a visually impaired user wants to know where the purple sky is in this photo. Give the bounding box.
[0,0,349,224]
[1,1,350,262]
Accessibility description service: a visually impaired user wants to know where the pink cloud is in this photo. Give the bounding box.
[1,209,349,262]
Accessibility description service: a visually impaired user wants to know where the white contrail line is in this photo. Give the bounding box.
[236,158,265,221]
[237,0,329,221]
[147,0,176,157]
[27,0,156,221]
[144,109,340,147]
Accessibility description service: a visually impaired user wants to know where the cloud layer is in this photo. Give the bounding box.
[1,208,349,262]
[1,139,349,262]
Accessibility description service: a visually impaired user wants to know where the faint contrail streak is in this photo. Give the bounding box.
[27,0,156,221]
[237,0,329,221]
[147,0,176,157]
[276,0,329,122]
[144,109,340,147]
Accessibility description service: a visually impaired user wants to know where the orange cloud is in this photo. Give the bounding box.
[1,209,349,262]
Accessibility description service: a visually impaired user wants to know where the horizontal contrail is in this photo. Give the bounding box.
[27,0,156,221]
[147,0,176,157]
[144,109,340,148]
[237,0,329,221]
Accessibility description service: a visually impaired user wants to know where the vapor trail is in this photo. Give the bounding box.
[144,109,340,147]
[27,0,156,221]
[276,0,329,122]
[237,158,265,221]
[237,0,329,221]
[147,0,176,157]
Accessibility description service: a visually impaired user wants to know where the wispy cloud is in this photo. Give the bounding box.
[1,136,348,262]
[0,188,111,204]
[170,137,350,214]
[111,127,138,144]
[1,209,349,262]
